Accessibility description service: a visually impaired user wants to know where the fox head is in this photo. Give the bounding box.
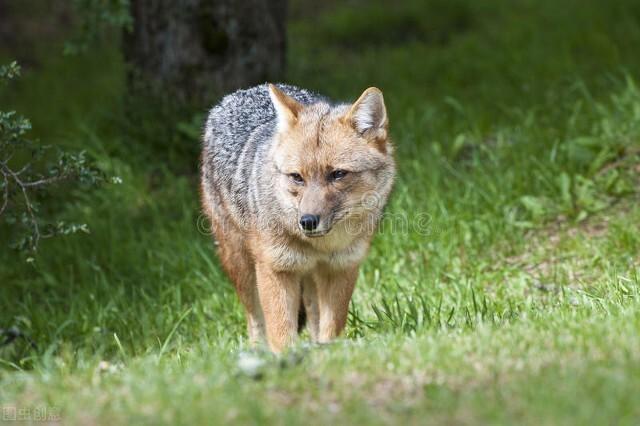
[268,84,395,240]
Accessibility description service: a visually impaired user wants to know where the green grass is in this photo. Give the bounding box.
[1,0,640,424]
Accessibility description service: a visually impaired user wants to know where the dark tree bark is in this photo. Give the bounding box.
[124,0,287,105]
[0,1,72,66]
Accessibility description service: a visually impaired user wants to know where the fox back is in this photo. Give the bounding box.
[201,84,323,231]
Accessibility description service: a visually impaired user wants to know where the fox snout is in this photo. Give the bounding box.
[299,211,328,237]
[299,214,320,232]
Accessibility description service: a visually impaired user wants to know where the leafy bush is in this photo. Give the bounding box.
[0,61,108,255]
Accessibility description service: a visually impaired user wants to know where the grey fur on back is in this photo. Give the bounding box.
[201,84,325,229]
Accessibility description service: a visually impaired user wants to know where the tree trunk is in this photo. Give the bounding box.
[124,0,287,105]
[0,1,73,67]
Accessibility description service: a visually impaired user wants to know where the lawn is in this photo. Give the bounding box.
[1,0,640,424]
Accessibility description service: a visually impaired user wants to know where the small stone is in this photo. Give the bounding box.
[237,351,266,379]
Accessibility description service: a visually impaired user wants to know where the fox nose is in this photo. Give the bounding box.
[299,214,320,231]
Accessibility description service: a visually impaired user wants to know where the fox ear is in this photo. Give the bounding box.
[268,84,302,131]
[345,87,388,136]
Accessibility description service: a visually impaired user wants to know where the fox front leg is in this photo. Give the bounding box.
[255,262,301,353]
[314,266,358,343]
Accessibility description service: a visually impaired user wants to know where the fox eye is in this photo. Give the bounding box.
[329,169,349,181]
[289,172,304,184]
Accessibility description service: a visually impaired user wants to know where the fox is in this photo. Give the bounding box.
[200,83,395,353]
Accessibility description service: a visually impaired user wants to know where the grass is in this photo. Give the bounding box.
[1,0,640,424]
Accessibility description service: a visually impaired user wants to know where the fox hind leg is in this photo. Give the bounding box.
[301,277,319,341]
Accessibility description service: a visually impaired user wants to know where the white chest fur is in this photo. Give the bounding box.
[267,235,369,273]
